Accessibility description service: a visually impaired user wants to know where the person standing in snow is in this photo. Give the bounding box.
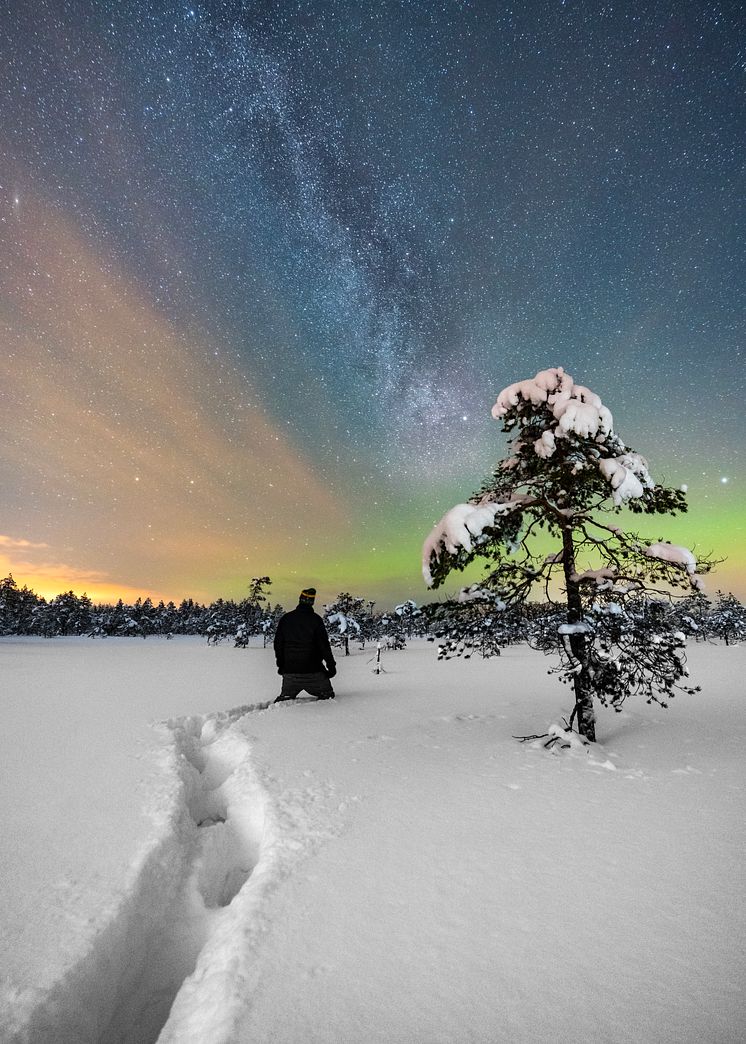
[274,587,337,702]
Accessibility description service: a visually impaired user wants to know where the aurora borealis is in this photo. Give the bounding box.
[1,1,744,607]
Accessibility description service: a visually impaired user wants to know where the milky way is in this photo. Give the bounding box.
[1,1,744,605]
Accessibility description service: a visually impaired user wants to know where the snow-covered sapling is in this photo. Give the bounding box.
[422,367,711,741]
[324,592,365,655]
[708,591,746,646]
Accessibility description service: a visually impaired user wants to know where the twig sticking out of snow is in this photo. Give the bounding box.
[514,720,590,750]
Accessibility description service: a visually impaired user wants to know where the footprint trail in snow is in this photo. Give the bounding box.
[102,711,269,1044]
[6,698,336,1044]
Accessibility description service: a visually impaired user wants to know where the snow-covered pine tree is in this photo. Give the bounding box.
[206,598,235,645]
[667,591,711,639]
[130,596,158,637]
[708,591,746,646]
[394,600,425,639]
[175,598,207,635]
[159,600,180,636]
[357,601,379,649]
[0,574,39,635]
[324,593,364,655]
[422,366,711,742]
[237,576,272,643]
[259,602,284,646]
[377,606,407,650]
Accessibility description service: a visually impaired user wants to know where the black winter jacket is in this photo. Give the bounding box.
[274,603,336,674]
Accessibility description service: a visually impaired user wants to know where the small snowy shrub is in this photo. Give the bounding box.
[708,591,746,645]
[425,589,524,659]
[323,593,365,655]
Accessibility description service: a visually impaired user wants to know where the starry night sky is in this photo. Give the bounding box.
[1,0,744,607]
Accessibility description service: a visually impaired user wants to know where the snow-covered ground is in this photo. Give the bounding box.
[1,636,744,1043]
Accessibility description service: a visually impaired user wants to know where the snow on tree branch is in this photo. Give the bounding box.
[645,542,697,573]
[492,366,613,440]
[490,366,660,506]
[644,542,706,590]
[422,497,529,586]
[599,453,654,505]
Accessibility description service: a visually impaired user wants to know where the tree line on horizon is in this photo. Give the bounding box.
[0,575,427,648]
[0,572,744,651]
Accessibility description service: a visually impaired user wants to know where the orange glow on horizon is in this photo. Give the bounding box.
[0,187,351,601]
[15,574,169,607]
[0,538,170,604]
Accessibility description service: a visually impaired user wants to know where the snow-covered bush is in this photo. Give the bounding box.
[323,593,366,655]
[422,366,713,741]
[372,601,425,650]
[708,591,746,645]
[425,586,524,659]
[665,593,711,640]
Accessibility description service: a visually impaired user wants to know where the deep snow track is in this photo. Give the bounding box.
[102,709,269,1044]
[4,705,272,1044]
[156,703,345,1044]
[4,693,342,1044]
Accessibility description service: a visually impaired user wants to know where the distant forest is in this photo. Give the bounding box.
[0,575,425,648]
[1,574,744,650]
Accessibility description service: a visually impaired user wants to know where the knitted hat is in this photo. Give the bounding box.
[299,587,316,605]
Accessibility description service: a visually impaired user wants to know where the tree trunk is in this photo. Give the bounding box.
[561,528,596,742]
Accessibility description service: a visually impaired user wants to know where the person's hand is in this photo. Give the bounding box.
[326,664,337,679]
